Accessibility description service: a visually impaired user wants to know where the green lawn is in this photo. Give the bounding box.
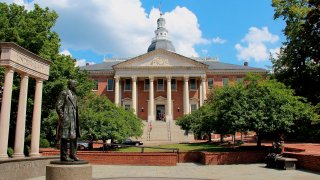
[114,143,235,152]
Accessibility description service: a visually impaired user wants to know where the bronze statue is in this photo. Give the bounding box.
[56,80,80,161]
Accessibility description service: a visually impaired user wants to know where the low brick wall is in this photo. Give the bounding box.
[201,151,268,165]
[42,151,177,166]
[42,150,268,165]
[178,152,201,163]
[284,153,320,172]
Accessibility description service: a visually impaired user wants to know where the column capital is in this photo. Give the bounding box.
[184,76,189,82]
[149,76,154,81]
[114,76,120,81]
[35,79,43,83]
[131,76,137,82]
[166,76,172,81]
[5,67,14,74]
[201,75,206,81]
[19,73,29,79]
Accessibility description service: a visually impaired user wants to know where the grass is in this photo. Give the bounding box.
[113,142,236,152]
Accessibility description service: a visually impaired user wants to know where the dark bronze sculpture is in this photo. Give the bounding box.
[56,80,80,161]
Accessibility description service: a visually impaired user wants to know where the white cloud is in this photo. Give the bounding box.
[235,27,279,62]
[59,49,72,56]
[212,37,226,44]
[8,0,208,58]
[270,47,280,59]
[76,59,95,67]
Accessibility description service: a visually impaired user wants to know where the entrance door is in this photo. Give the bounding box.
[156,105,165,121]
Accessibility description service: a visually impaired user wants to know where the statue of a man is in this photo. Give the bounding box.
[56,80,80,161]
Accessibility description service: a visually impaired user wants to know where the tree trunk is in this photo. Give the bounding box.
[208,132,212,142]
[220,134,224,143]
[257,133,262,147]
[102,139,107,151]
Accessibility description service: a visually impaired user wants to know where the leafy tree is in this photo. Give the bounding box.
[245,77,318,146]
[0,3,94,146]
[176,105,216,142]
[78,93,143,145]
[209,84,248,142]
[272,0,320,105]
[180,74,319,146]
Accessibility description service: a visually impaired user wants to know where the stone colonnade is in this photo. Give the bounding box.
[114,75,207,122]
[0,43,50,159]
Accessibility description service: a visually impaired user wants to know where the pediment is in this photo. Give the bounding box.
[122,97,131,102]
[155,96,167,101]
[113,49,208,69]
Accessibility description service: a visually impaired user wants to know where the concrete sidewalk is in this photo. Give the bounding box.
[29,163,319,180]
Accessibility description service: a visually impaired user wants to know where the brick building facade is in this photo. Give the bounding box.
[81,15,266,123]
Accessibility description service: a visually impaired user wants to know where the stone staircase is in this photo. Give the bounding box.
[137,121,194,145]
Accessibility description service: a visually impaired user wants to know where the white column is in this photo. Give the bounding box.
[0,68,14,159]
[132,76,137,115]
[200,79,203,107]
[114,76,120,106]
[183,76,190,115]
[13,74,29,158]
[148,76,155,122]
[29,79,43,157]
[202,75,207,102]
[166,76,173,121]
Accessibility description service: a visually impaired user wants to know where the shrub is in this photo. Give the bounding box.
[40,138,50,148]
[7,147,13,158]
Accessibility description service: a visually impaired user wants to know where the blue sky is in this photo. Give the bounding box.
[3,0,285,69]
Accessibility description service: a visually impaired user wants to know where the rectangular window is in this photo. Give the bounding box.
[125,79,131,91]
[208,78,214,89]
[190,78,197,90]
[107,79,114,91]
[223,78,229,86]
[191,104,197,112]
[171,79,177,91]
[93,80,98,90]
[144,79,149,91]
[237,78,243,84]
[157,79,164,91]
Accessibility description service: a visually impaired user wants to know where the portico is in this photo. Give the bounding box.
[112,49,208,122]
[0,42,51,159]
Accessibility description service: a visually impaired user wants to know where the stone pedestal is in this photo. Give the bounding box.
[46,161,92,180]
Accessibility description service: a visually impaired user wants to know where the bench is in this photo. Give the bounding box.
[275,157,298,170]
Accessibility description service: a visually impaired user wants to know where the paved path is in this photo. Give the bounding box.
[29,163,319,180]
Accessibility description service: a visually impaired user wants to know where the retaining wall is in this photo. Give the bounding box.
[284,152,320,172]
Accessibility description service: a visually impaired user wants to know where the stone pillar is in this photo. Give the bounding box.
[183,76,190,115]
[201,75,207,102]
[29,79,43,157]
[166,76,173,121]
[148,76,155,122]
[132,76,137,115]
[114,76,120,105]
[0,68,14,159]
[200,80,203,106]
[13,74,29,158]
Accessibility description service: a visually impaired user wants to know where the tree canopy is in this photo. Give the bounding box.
[0,3,94,146]
[176,75,319,146]
[79,93,143,143]
[271,0,320,105]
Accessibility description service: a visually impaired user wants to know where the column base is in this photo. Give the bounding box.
[12,153,25,158]
[29,153,41,157]
[0,154,9,160]
[148,115,155,122]
[166,115,173,122]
